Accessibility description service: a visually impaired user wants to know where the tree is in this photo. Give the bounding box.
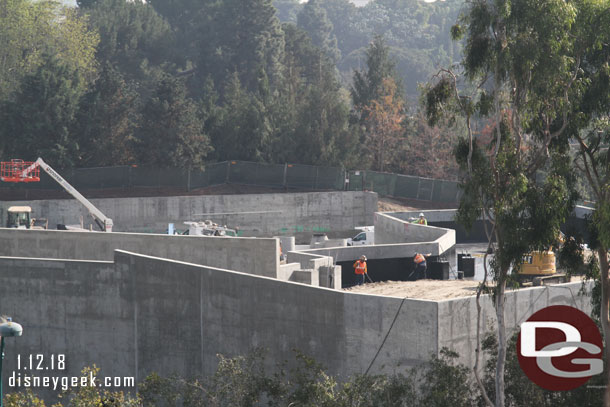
[72,64,140,167]
[211,73,271,162]
[568,5,610,396]
[82,0,175,86]
[418,348,475,407]
[193,0,285,96]
[0,0,98,102]
[1,54,86,166]
[424,0,583,404]
[297,0,341,63]
[396,112,459,180]
[362,78,404,172]
[136,74,210,169]
[351,34,404,125]
[273,0,302,23]
[271,23,358,166]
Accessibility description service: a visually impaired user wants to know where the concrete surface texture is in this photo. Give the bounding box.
[396,205,593,223]
[0,191,378,239]
[0,250,592,400]
[437,282,592,369]
[374,212,456,254]
[0,228,278,278]
[0,251,437,398]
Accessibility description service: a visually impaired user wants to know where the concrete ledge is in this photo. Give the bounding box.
[0,228,278,278]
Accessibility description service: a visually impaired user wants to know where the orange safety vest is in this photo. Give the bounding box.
[353,260,367,275]
[414,253,425,264]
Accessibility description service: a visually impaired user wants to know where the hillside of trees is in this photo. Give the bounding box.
[0,0,460,179]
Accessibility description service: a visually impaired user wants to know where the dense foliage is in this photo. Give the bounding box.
[0,0,458,178]
[5,344,604,406]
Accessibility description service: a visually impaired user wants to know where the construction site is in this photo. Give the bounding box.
[0,160,593,398]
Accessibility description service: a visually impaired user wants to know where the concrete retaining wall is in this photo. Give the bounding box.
[0,251,438,399]
[393,207,594,243]
[0,192,378,239]
[374,212,450,245]
[0,228,278,278]
[438,282,592,369]
[0,252,592,400]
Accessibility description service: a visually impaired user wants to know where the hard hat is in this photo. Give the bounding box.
[360,255,367,260]
[419,213,425,217]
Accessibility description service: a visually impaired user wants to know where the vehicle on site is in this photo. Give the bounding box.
[183,220,237,236]
[6,206,32,229]
[1,158,113,232]
[515,234,569,285]
[6,206,49,230]
[347,226,375,246]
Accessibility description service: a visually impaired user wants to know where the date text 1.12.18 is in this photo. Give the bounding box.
[16,354,65,371]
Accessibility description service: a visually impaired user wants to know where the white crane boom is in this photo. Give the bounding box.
[20,158,113,232]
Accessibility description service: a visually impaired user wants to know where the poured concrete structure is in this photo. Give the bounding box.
[0,251,591,400]
[0,192,594,400]
[0,228,278,278]
[0,191,378,241]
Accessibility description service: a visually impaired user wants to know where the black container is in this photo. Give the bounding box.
[458,253,466,271]
[462,257,475,278]
[428,261,450,280]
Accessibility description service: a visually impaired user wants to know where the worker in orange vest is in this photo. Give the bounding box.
[413,252,431,280]
[353,255,368,285]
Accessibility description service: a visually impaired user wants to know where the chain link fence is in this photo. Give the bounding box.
[1,161,460,203]
[347,170,461,203]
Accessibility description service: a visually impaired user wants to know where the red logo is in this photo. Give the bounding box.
[517,305,603,391]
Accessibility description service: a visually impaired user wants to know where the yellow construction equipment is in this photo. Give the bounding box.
[516,248,568,286]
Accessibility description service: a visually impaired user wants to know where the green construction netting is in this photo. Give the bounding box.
[158,167,188,189]
[0,160,460,203]
[315,166,344,190]
[363,171,396,196]
[347,171,364,191]
[431,180,460,203]
[417,178,434,201]
[228,161,285,187]
[286,164,316,189]
[207,161,230,186]
[394,175,420,199]
[189,167,210,189]
[73,167,130,189]
[130,167,163,187]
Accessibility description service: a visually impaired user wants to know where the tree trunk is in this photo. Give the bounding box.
[495,277,507,407]
[599,245,610,407]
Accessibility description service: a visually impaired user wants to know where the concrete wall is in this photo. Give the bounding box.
[0,252,592,400]
[0,228,278,278]
[374,212,452,245]
[438,282,593,369]
[0,251,438,399]
[0,191,378,240]
[393,207,594,243]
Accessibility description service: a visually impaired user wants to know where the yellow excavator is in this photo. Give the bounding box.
[515,234,569,286]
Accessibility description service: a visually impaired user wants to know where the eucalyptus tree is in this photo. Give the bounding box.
[566,3,610,404]
[424,0,584,405]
